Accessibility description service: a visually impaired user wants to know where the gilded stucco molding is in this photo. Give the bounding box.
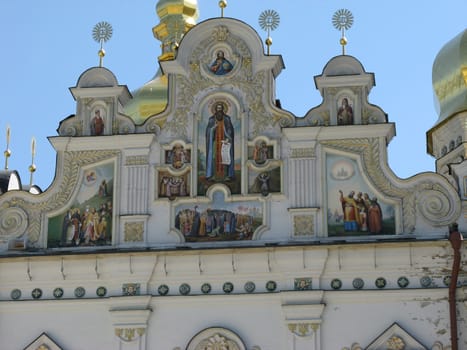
[2,150,119,245]
[124,222,144,242]
[320,138,460,232]
[293,215,314,237]
[115,327,145,342]
[287,322,319,337]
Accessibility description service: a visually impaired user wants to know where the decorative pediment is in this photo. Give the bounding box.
[365,323,427,350]
[23,332,63,350]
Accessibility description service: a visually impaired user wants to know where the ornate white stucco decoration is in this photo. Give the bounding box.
[0,206,28,239]
[187,327,246,350]
[158,22,293,140]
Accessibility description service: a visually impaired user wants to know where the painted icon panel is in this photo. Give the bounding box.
[158,170,190,199]
[248,141,273,165]
[197,99,241,195]
[248,165,281,196]
[165,143,190,169]
[47,162,114,247]
[326,154,395,236]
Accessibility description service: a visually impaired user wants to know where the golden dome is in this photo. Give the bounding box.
[123,0,199,124]
[123,69,168,125]
[432,29,467,124]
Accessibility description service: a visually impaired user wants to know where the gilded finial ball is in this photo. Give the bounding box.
[340,37,347,46]
[4,149,11,158]
[265,37,273,46]
[219,0,227,9]
[98,48,106,58]
[29,164,37,173]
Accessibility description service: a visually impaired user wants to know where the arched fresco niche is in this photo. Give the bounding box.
[47,160,115,247]
[325,152,397,236]
[336,95,354,125]
[197,97,242,195]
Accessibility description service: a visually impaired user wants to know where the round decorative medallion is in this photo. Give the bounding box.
[10,289,21,300]
[266,280,277,292]
[352,278,364,289]
[74,287,86,298]
[179,283,191,295]
[397,276,410,288]
[223,282,234,294]
[330,278,342,290]
[375,277,387,289]
[201,283,211,294]
[443,276,451,286]
[244,281,256,293]
[53,287,64,299]
[96,286,107,297]
[158,284,169,296]
[420,276,432,288]
[31,288,43,299]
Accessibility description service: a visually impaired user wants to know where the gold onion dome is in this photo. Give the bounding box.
[123,0,199,125]
[432,28,467,125]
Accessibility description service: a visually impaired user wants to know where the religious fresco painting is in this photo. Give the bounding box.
[197,99,241,195]
[48,162,114,247]
[248,165,281,196]
[174,191,263,242]
[209,50,234,75]
[336,96,354,125]
[326,154,395,236]
[90,107,105,136]
[158,169,190,199]
[248,140,274,165]
[165,143,190,169]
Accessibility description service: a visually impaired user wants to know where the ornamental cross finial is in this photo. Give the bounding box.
[259,9,280,55]
[4,125,11,170]
[92,21,113,67]
[332,9,354,55]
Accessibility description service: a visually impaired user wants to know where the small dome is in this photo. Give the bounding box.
[76,67,118,88]
[432,29,467,124]
[123,68,168,125]
[322,55,366,76]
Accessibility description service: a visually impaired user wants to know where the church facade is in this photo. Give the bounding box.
[0,1,465,350]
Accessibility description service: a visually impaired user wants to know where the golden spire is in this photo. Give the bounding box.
[92,21,113,67]
[332,9,353,55]
[153,0,199,61]
[259,9,280,56]
[219,0,227,17]
[28,137,36,187]
[4,125,11,170]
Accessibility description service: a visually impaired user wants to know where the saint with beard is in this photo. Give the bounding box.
[205,102,235,181]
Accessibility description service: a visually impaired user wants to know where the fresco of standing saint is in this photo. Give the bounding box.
[198,100,241,195]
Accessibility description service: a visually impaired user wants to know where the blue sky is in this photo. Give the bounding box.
[0,1,466,190]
